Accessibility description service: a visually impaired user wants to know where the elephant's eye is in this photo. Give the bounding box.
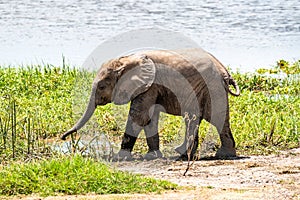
[97,82,106,90]
[99,86,105,90]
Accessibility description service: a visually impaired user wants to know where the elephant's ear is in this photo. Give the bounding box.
[112,55,155,105]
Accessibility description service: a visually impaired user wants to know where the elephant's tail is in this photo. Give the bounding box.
[206,52,240,96]
[228,77,240,96]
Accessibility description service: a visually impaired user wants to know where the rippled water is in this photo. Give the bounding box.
[1,0,299,71]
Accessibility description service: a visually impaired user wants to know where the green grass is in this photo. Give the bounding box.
[229,61,300,154]
[230,90,299,155]
[0,155,177,196]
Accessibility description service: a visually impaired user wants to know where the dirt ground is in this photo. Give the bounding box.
[113,148,300,200]
[11,148,300,200]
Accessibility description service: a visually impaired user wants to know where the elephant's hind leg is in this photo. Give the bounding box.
[175,115,201,160]
[215,119,236,158]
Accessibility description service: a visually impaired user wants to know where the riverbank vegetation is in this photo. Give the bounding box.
[0,60,299,196]
[0,155,176,196]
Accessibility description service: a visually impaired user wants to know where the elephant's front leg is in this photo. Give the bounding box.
[115,90,159,161]
[143,105,163,160]
[114,116,143,161]
[175,114,201,160]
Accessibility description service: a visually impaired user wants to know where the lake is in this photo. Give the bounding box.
[0,0,299,72]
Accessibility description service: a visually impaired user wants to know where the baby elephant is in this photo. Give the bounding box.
[61,48,240,161]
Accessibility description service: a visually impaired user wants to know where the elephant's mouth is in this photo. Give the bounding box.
[97,97,110,105]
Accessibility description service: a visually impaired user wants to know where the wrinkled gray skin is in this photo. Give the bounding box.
[61,48,240,161]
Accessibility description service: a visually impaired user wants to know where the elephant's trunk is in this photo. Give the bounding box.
[60,84,97,140]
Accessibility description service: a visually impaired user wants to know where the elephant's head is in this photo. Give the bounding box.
[60,54,155,140]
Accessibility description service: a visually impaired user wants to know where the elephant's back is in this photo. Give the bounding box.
[144,48,223,115]
[144,48,217,74]
[144,48,222,85]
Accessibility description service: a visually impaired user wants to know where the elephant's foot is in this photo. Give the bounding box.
[175,143,187,155]
[175,152,198,161]
[215,146,236,158]
[143,150,163,161]
[175,142,198,160]
[176,154,188,161]
[175,144,196,161]
[112,149,133,162]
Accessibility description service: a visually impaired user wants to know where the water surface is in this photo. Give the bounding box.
[0,0,299,71]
